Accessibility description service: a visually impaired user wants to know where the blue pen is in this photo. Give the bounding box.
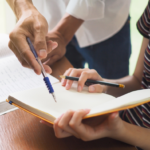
[26,37,56,102]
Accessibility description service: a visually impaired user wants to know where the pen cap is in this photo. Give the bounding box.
[44,77,54,93]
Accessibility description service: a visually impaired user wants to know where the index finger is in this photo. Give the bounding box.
[10,34,41,74]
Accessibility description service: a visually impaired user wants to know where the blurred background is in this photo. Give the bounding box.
[0,0,148,75]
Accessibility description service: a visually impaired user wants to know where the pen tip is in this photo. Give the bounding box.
[119,84,125,88]
[52,93,57,102]
[59,75,65,79]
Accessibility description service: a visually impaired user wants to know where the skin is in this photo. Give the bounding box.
[6,0,83,74]
[42,13,83,66]
[41,38,150,150]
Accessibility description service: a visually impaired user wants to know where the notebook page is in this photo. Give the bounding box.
[9,82,115,119]
[0,34,14,59]
[0,33,59,115]
[0,55,59,103]
[90,89,150,115]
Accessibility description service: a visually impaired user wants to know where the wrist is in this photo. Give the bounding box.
[14,0,36,19]
[49,30,68,47]
[53,13,83,45]
[108,119,126,140]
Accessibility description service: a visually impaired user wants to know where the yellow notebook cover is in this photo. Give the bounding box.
[6,83,150,124]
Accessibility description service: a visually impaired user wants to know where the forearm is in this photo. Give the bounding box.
[111,121,150,150]
[6,0,36,19]
[52,13,84,45]
[104,75,141,97]
[103,38,149,97]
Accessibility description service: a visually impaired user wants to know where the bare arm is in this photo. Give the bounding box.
[61,38,148,98]
[44,13,84,65]
[104,37,148,97]
[53,13,83,45]
[6,0,34,19]
[6,0,57,74]
[52,109,150,150]
[111,120,150,150]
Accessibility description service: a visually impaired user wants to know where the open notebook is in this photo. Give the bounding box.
[0,34,59,115]
[7,82,150,124]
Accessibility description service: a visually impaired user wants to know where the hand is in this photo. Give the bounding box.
[42,30,67,66]
[8,9,58,75]
[61,68,107,93]
[53,109,124,141]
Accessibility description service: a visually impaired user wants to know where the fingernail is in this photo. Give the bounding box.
[39,49,47,57]
[114,112,119,118]
[78,85,82,92]
[66,83,70,89]
[59,113,64,118]
[52,42,58,50]
[61,80,65,86]
[84,109,90,113]
[89,86,95,92]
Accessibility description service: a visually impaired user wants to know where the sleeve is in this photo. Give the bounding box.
[66,0,105,21]
[137,2,150,39]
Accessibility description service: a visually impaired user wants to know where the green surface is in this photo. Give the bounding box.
[0,0,6,33]
[129,0,148,75]
[0,0,148,75]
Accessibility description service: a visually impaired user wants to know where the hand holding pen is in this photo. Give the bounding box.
[61,68,125,93]
[27,38,56,102]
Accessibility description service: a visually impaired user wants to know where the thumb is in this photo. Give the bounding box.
[47,40,58,53]
[88,84,104,93]
[34,32,48,59]
[108,112,119,124]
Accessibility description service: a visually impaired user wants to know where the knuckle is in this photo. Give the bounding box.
[96,85,103,93]
[84,68,90,71]
[20,59,27,67]
[9,31,17,40]
[71,69,77,75]
[68,68,73,72]
[58,122,65,129]
[66,68,73,74]
[67,109,74,115]
[82,71,88,76]
[8,41,13,50]
[21,50,28,58]
[91,69,97,73]
[35,39,44,46]
[34,24,43,32]
[76,109,83,116]
[55,132,61,138]
[81,136,90,142]
[69,121,75,129]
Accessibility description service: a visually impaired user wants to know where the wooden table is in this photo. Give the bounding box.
[0,57,136,150]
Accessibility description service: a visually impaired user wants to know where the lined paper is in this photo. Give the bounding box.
[0,55,59,103]
[0,34,59,115]
[0,34,14,59]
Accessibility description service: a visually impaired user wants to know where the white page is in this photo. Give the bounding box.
[90,89,150,115]
[0,33,59,115]
[0,34,14,59]
[0,55,59,103]
[9,82,115,119]
[0,55,59,115]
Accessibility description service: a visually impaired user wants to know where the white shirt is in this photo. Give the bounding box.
[32,0,131,48]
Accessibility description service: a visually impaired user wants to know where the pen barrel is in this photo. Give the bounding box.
[85,80,119,87]
[65,76,120,87]
[44,77,54,93]
[26,37,38,58]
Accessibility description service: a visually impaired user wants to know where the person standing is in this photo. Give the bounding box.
[6,0,131,79]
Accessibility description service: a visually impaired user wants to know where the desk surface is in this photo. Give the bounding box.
[0,57,136,150]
